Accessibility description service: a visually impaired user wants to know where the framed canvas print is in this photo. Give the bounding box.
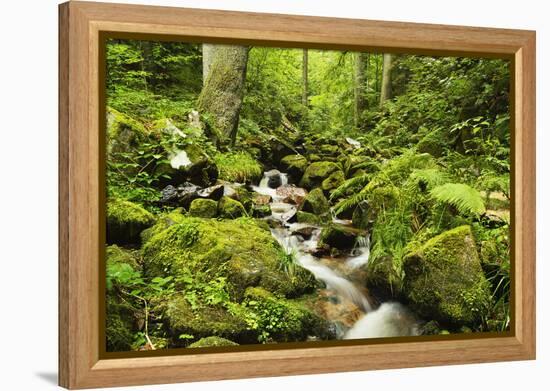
[59,1,536,389]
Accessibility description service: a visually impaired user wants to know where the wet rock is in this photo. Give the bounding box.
[197,184,224,201]
[252,193,272,206]
[159,185,179,204]
[403,225,492,326]
[319,224,358,250]
[300,188,330,216]
[300,161,342,189]
[189,198,218,218]
[363,255,402,301]
[292,226,316,239]
[270,202,297,223]
[276,185,308,205]
[264,169,283,188]
[160,182,200,208]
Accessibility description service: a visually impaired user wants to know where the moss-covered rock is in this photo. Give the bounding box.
[403,225,492,326]
[417,130,446,157]
[214,152,263,183]
[142,217,316,299]
[321,170,345,192]
[156,143,218,187]
[363,255,402,300]
[162,296,253,344]
[106,295,137,352]
[242,287,330,342]
[140,208,185,244]
[107,198,155,245]
[218,196,247,219]
[300,161,342,189]
[280,154,308,180]
[106,244,140,269]
[106,107,150,160]
[187,336,239,348]
[189,198,218,218]
[296,211,322,225]
[319,224,358,250]
[300,188,330,216]
[352,202,372,230]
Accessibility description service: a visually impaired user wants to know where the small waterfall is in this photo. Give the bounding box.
[344,302,420,339]
[297,254,372,312]
[346,235,371,269]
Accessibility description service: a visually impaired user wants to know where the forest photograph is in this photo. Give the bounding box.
[104,39,511,353]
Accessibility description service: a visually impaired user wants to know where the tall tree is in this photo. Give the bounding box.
[354,52,367,127]
[197,45,249,146]
[202,44,216,85]
[302,49,309,107]
[380,53,393,105]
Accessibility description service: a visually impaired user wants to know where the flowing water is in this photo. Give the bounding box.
[252,170,420,340]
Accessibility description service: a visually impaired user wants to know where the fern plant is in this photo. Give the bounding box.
[430,183,485,216]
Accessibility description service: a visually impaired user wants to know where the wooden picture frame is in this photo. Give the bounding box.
[59,1,536,388]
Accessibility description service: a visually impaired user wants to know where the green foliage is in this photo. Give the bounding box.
[430,183,485,216]
[214,151,263,183]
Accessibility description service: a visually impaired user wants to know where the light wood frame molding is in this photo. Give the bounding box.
[59,1,536,388]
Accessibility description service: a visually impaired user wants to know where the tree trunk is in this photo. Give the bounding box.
[202,43,216,85]
[354,52,367,127]
[380,53,393,106]
[197,44,249,146]
[302,49,308,107]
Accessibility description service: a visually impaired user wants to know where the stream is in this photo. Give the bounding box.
[251,170,420,340]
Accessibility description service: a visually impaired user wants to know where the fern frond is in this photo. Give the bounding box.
[430,183,485,216]
[330,174,370,201]
[333,190,370,216]
[408,168,450,189]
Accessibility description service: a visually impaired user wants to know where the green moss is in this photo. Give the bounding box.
[142,217,316,299]
[162,296,253,344]
[107,107,148,143]
[403,225,492,326]
[107,198,155,244]
[187,336,239,348]
[242,287,328,343]
[300,188,330,216]
[321,170,345,192]
[140,208,185,244]
[189,199,218,218]
[106,244,139,269]
[214,151,263,183]
[218,196,247,219]
[364,255,402,300]
[296,211,322,225]
[106,296,136,352]
[280,154,308,180]
[300,161,341,189]
[319,224,357,250]
[417,130,446,157]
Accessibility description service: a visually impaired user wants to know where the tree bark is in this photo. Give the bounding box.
[202,43,216,85]
[197,44,249,145]
[302,49,308,107]
[354,52,367,127]
[380,53,394,106]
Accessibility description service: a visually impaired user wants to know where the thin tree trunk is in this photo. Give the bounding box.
[202,44,216,85]
[302,49,308,107]
[197,44,249,146]
[375,54,380,100]
[380,53,394,106]
[354,52,367,127]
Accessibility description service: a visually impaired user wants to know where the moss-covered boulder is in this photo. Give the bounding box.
[297,211,322,225]
[106,244,139,269]
[162,297,254,345]
[319,224,358,250]
[142,217,316,300]
[300,161,342,189]
[156,143,218,187]
[187,336,239,348]
[189,198,218,218]
[107,198,155,245]
[300,188,330,216]
[241,287,330,342]
[352,202,371,230]
[218,196,247,219]
[140,208,185,244]
[106,107,150,162]
[417,131,446,157]
[280,154,308,180]
[363,255,402,300]
[403,226,492,326]
[321,170,345,192]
